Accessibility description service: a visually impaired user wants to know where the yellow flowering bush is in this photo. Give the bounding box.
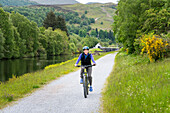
[140,33,168,62]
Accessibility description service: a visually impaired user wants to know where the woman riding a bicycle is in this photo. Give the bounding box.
[75,46,96,92]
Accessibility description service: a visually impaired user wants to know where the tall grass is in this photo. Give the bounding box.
[0,51,115,109]
[102,52,170,113]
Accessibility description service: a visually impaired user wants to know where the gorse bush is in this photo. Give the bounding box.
[140,33,168,62]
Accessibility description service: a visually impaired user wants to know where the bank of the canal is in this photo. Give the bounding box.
[0,55,77,82]
[0,51,115,109]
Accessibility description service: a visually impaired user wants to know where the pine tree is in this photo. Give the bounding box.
[43,11,57,30]
[96,28,98,37]
[56,15,69,36]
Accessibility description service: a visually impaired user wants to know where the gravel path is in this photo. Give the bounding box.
[0,53,117,113]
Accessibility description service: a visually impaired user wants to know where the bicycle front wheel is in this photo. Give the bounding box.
[83,76,87,98]
[86,77,89,95]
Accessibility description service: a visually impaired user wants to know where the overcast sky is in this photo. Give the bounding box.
[76,0,118,4]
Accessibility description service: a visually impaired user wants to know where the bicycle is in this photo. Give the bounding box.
[76,65,95,98]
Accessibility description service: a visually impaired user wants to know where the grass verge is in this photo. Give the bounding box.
[0,51,115,109]
[102,52,170,113]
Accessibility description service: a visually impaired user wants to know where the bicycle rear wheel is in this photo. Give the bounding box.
[83,76,87,98]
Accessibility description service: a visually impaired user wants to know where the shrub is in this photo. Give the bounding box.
[140,33,168,62]
[3,94,14,102]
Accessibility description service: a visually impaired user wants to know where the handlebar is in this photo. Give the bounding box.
[76,65,96,68]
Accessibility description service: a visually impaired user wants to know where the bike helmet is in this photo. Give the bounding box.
[83,46,89,50]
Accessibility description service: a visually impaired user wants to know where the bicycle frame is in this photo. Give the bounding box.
[76,65,95,98]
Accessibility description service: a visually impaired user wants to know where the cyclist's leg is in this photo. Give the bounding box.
[80,67,85,78]
[86,67,92,86]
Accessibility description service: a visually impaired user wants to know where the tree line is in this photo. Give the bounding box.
[113,0,169,54]
[3,6,116,45]
[3,6,95,35]
[0,8,101,59]
[0,8,68,59]
[0,0,37,6]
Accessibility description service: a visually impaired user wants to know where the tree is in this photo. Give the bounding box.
[96,28,98,37]
[90,30,97,37]
[113,0,169,53]
[56,15,69,36]
[69,43,77,53]
[85,10,88,14]
[99,29,105,39]
[90,18,95,23]
[43,28,70,55]
[0,29,5,59]
[81,14,86,19]
[13,27,20,58]
[11,11,39,57]
[0,8,15,58]
[43,11,57,30]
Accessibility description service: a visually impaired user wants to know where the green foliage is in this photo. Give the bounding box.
[69,43,77,53]
[85,10,88,14]
[0,8,73,59]
[81,14,86,19]
[11,11,39,57]
[69,34,82,52]
[31,0,79,5]
[113,0,169,53]
[90,30,97,37]
[56,15,69,36]
[0,29,5,59]
[81,36,99,48]
[0,8,15,58]
[3,6,97,38]
[43,28,70,55]
[79,29,87,37]
[102,52,170,112]
[0,0,37,6]
[43,11,58,31]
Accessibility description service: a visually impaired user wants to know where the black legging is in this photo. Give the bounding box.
[80,67,92,86]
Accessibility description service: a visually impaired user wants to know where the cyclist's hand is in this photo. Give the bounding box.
[75,64,78,67]
[93,63,96,66]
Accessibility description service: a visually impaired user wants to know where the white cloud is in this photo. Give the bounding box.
[76,0,118,4]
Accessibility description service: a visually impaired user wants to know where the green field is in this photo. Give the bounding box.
[102,52,170,113]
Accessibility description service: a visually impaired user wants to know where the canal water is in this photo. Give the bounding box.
[0,55,77,82]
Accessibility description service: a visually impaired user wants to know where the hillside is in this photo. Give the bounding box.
[86,2,102,4]
[3,3,116,45]
[30,0,79,5]
[61,3,116,30]
[0,0,37,6]
[3,3,116,31]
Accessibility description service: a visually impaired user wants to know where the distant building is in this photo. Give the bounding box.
[95,43,102,48]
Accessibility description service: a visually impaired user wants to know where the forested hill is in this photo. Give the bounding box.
[30,0,79,5]
[0,0,37,6]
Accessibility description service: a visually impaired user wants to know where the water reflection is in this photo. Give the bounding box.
[0,55,77,82]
